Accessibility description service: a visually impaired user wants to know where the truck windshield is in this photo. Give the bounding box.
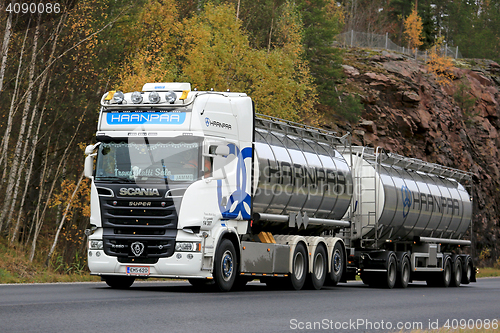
[95,139,201,183]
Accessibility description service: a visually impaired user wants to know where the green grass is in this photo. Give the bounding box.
[0,238,100,284]
[476,267,500,278]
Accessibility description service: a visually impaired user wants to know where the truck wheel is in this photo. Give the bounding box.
[440,256,452,287]
[305,245,327,290]
[213,239,237,292]
[383,255,397,289]
[450,255,462,287]
[287,242,308,290]
[396,256,410,288]
[104,276,135,289]
[326,242,344,286]
[461,256,473,285]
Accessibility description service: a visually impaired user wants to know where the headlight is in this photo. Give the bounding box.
[175,242,201,252]
[89,240,103,250]
[131,91,143,104]
[149,91,160,103]
[113,91,124,104]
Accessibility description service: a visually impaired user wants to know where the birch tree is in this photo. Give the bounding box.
[0,15,41,233]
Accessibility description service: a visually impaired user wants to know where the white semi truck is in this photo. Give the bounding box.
[84,83,476,291]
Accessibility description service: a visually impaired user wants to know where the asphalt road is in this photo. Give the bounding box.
[1,278,499,333]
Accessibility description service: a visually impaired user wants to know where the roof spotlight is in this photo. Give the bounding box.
[113,91,125,104]
[165,91,177,104]
[131,91,143,104]
[149,91,161,104]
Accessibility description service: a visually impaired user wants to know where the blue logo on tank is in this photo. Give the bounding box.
[401,185,412,218]
[217,144,252,220]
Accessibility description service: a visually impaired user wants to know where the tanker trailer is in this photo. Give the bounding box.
[339,146,475,288]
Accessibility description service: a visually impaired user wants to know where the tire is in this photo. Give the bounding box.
[305,245,327,290]
[440,256,452,287]
[213,239,237,292]
[450,256,462,287]
[326,242,344,286]
[287,242,308,290]
[396,256,410,288]
[384,255,397,289]
[461,256,473,285]
[104,276,135,289]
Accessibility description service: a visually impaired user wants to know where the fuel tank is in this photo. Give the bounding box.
[347,150,472,242]
[251,127,353,222]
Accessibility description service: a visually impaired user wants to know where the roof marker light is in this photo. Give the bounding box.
[104,91,115,101]
[165,91,176,104]
[131,91,143,104]
[179,90,189,100]
[149,91,160,104]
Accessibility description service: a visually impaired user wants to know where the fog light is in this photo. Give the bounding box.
[89,251,93,257]
[149,91,160,103]
[131,91,143,104]
[187,254,193,260]
[176,253,182,259]
[96,251,101,257]
[165,91,176,104]
[113,91,124,104]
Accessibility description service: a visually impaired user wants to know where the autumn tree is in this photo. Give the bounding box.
[403,4,423,53]
[426,36,454,86]
[119,1,317,121]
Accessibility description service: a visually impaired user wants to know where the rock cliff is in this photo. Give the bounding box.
[333,49,500,265]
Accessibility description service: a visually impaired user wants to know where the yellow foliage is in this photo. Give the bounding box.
[50,178,90,223]
[403,6,423,50]
[119,0,180,92]
[426,37,455,86]
[325,0,345,29]
[117,1,317,122]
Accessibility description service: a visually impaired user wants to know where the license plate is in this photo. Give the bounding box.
[126,266,150,275]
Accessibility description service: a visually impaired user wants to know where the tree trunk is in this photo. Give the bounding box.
[25,135,51,248]
[46,171,85,267]
[10,76,53,245]
[0,0,14,93]
[0,15,41,233]
[0,18,31,184]
[29,108,88,262]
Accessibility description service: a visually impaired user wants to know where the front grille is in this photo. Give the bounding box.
[97,185,182,260]
[103,236,175,258]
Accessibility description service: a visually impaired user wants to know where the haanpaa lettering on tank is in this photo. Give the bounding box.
[401,184,461,215]
[261,161,351,196]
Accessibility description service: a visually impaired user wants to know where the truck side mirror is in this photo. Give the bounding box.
[85,142,101,155]
[84,155,94,179]
[215,145,230,156]
[85,144,95,155]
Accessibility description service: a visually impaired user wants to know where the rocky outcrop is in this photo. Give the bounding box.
[340,50,500,265]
